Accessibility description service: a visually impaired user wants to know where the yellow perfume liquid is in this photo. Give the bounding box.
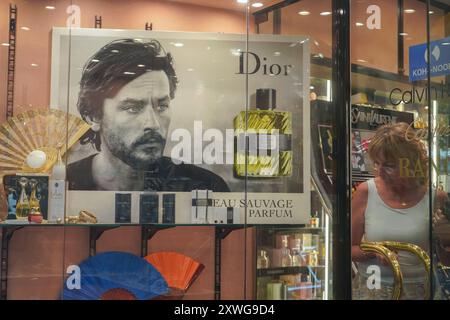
[29,179,41,213]
[16,201,30,218]
[16,177,30,218]
[234,89,292,177]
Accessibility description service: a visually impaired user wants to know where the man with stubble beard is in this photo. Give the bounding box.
[67,39,229,192]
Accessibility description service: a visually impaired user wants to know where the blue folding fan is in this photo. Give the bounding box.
[62,251,168,300]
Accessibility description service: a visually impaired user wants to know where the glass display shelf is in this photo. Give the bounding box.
[0,222,310,228]
[257,266,326,277]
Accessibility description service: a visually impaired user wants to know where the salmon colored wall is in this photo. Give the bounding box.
[0,1,9,122]
[256,0,332,57]
[0,0,251,124]
[257,0,445,75]
[350,0,398,73]
[6,227,65,299]
[258,0,399,73]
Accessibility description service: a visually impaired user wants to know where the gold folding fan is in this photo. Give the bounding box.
[0,109,91,175]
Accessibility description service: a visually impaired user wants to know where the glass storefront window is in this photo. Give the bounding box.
[350,0,450,301]
[1,0,447,303]
[0,0,338,301]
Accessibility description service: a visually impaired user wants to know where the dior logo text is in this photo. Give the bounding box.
[236,52,292,76]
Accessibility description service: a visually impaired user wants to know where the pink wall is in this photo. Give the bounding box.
[351,0,398,73]
[258,0,445,75]
[0,1,9,122]
[278,0,332,58]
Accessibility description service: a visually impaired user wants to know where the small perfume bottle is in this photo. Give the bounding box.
[48,145,66,222]
[281,247,293,267]
[28,208,43,224]
[308,250,318,267]
[234,88,292,177]
[28,179,41,213]
[16,177,30,218]
[310,211,320,228]
[292,253,301,267]
[290,239,302,267]
[6,188,17,220]
[257,249,270,269]
[267,281,283,300]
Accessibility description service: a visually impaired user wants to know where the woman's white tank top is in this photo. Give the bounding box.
[359,178,430,283]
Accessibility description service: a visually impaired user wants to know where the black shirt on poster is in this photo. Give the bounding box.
[67,155,230,192]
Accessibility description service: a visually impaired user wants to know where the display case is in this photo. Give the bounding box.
[255,223,330,300]
[3,0,449,302]
[0,0,341,301]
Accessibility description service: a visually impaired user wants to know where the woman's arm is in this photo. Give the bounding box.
[434,190,450,264]
[351,182,374,262]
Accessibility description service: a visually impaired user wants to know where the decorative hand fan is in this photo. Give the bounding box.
[63,251,168,300]
[144,251,204,292]
[99,288,137,300]
[0,109,90,175]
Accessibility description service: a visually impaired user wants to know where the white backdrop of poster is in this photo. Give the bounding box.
[51,28,310,224]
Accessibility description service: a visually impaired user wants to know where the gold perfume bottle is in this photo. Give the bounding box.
[281,248,293,267]
[16,177,30,218]
[309,211,320,228]
[234,89,292,177]
[29,179,41,213]
[257,249,270,269]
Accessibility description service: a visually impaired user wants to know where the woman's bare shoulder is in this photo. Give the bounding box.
[352,181,369,208]
[355,181,369,194]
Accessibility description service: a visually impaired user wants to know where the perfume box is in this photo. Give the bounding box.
[162,194,176,223]
[227,207,240,224]
[191,190,213,224]
[115,193,131,223]
[208,207,227,224]
[208,207,240,224]
[139,193,159,224]
[302,233,313,250]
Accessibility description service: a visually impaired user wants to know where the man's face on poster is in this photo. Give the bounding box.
[100,70,172,169]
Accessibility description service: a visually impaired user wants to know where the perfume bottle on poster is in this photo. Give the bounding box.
[234,88,292,178]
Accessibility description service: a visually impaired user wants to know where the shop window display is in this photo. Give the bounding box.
[0,0,335,301]
[2,0,447,302]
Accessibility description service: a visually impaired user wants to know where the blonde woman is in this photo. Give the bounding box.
[352,122,445,299]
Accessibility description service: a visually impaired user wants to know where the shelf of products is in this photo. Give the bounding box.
[256,266,325,277]
[3,223,322,300]
[0,222,309,228]
[254,217,329,300]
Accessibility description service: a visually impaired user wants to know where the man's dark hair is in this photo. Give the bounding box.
[78,38,178,150]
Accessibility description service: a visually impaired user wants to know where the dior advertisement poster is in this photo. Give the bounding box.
[50,28,310,224]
